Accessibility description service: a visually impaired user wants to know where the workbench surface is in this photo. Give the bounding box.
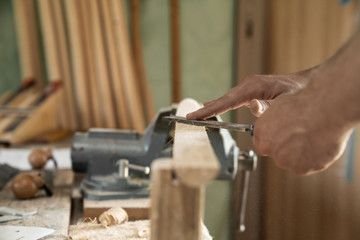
[0,169,73,240]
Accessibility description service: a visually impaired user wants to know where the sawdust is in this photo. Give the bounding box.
[68,219,150,240]
[68,219,213,240]
[68,207,212,239]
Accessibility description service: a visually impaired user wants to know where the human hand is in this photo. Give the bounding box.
[186,69,316,120]
[253,90,352,175]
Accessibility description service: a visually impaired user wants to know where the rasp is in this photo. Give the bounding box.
[164,115,254,134]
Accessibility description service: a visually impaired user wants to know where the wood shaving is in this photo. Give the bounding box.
[99,207,128,227]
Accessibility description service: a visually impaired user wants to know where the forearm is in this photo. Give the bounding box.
[301,29,360,131]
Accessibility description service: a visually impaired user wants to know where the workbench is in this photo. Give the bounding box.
[0,158,212,240]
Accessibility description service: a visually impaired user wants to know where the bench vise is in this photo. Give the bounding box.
[71,105,257,230]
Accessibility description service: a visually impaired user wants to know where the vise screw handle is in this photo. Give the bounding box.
[237,150,257,232]
[117,159,150,178]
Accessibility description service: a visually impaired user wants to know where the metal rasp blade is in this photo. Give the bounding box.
[164,115,254,133]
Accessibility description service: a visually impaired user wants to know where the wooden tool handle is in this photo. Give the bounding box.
[11,173,52,200]
[28,148,57,169]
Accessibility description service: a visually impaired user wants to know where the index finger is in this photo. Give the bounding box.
[186,96,238,119]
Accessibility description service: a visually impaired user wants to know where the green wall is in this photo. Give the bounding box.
[0,1,235,239]
[0,0,21,94]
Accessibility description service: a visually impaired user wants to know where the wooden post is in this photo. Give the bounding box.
[151,159,203,240]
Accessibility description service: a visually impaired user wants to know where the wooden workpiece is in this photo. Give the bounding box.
[151,98,218,240]
[173,98,220,187]
[0,170,74,239]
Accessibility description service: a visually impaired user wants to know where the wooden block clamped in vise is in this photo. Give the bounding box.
[150,99,219,240]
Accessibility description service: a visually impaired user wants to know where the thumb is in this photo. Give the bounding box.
[249,99,273,117]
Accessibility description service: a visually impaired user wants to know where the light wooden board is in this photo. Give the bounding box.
[37,0,68,130]
[12,0,43,88]
[83,198,150,221]
[0,169,74,240]
[52,0,79,131]
[64,0,92,130]
[77,0,104,128]
[88,0,117,129]
[130,0,155,123]
[110,0,145,132]
[101,0,131,129]
[173,98,220,187]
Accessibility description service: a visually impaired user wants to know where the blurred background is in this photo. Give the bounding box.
[0,0,360,239]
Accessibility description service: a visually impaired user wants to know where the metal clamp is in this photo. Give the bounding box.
[117,159,150,179]
[237,150,257,232]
